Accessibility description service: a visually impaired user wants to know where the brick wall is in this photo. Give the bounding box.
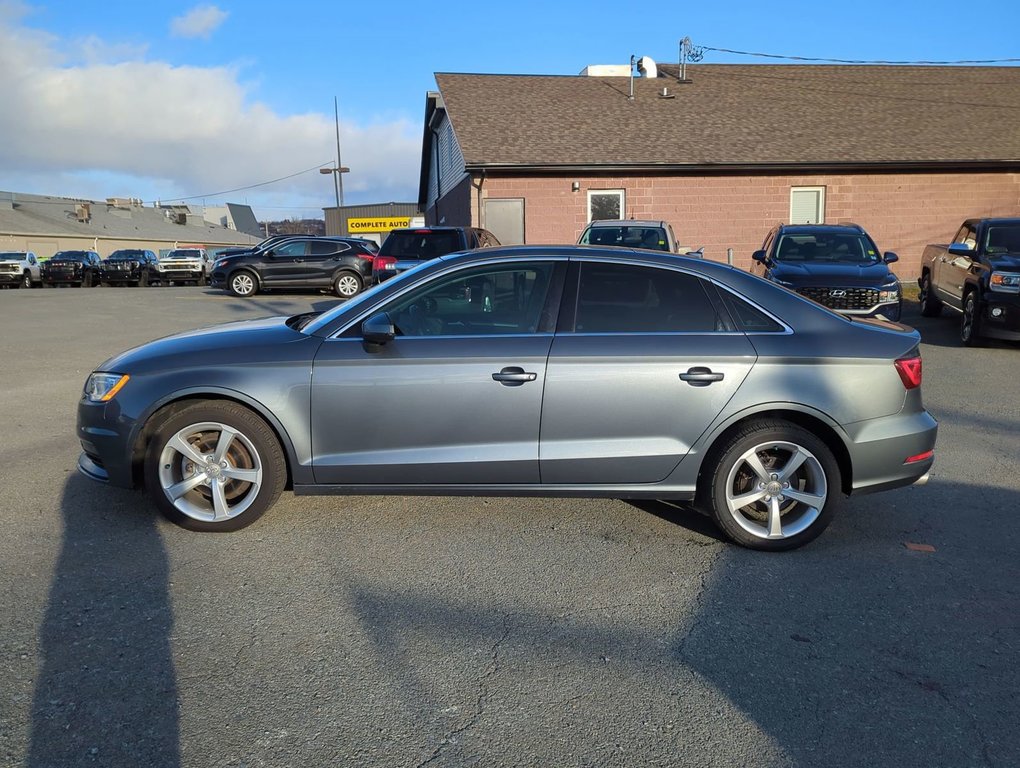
[467,171,1020,279]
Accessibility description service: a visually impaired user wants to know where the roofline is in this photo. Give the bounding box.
[463,160,1020,175]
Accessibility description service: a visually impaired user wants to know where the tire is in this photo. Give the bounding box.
[197,273,207,286]
[961,291,983,347]
[918,274,942,317]
[700,419,842,551]
[82,271,93,288]
[22,271,32,289]
[144,401,286,532]
[229,270,258,297]
[333,272,362,299]
[138,271,149,288]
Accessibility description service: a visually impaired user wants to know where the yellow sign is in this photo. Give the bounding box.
[347,217,412,233]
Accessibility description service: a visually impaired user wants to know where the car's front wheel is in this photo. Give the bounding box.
[333,272,362,298]
[21,271,32,289]
[700,419,841,551]
[229,270,258,297]
[144,401,286,531]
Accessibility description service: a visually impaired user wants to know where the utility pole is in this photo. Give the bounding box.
[334,96,344,207]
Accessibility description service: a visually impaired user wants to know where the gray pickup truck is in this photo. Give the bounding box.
[918,217,1020,346]
[0,251,41,288]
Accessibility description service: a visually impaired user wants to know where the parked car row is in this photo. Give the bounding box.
[0,247,216,288]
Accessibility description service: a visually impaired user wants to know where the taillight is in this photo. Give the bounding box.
[373,256,397,272]
[894,356,922,389]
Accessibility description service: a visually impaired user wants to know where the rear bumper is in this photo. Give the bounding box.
[846,409,938,495]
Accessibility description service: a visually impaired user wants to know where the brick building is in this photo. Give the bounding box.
[419,63,1020,277]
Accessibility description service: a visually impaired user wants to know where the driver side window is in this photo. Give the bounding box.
[381,262,559,337]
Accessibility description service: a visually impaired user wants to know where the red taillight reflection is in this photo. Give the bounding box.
[895,356,922,389]
[904,449,934,464]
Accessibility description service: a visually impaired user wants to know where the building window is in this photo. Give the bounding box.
[790,187,825,224]
[588,189,625,222]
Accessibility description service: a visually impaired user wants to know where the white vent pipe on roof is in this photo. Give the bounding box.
[637,56,657,78]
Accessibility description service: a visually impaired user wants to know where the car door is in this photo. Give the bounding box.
[937,222,977,309]
[301,240,348,286]
[261,240,310,285]
[310,258,566,485]
[540,260,757,484]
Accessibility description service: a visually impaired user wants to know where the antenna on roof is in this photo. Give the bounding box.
[629,55,636,100]
[678,36,704,82]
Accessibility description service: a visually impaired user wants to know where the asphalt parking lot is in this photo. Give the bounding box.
[1,284,1018,768]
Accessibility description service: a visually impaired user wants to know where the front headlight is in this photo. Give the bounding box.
[156,263,166,271]
[879,286,901,302]
[990,271,1020,293]
[84,373,130,403]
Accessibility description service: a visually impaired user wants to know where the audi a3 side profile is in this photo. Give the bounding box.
[77,246,936,550]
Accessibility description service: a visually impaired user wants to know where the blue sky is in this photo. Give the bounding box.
[2,0,1017,221]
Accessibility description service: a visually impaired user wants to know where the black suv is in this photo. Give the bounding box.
[373,227,500,283]
[210,237,375,298]
[40,250,103,288]
[752,223,902,320]
[101,249,159,287]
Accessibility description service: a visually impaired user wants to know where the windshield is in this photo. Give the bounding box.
[108,250,145,260]
[0,252,26,260]
[774,233,879,264]
[381,231,461,259]
[165,250,201,260]
[52,251,89,262]
[581,225,670,252]
[985,224,1020,254]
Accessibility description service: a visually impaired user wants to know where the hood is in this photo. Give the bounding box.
[988,253,1020,270]
[97,315,318,374]
[771,260,896,288]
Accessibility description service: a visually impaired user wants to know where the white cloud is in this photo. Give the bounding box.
[0,10,421,217]
[170,5,229,41]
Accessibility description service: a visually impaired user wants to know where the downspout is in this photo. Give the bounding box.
[431,124,442,225]
[472,169,487,229]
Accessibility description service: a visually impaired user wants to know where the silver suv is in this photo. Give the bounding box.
[579,219,681,253]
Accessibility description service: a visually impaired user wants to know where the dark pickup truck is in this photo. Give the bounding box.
[918,218,1020,346]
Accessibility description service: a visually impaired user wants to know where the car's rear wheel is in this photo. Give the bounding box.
[701,419,841,551]
[961,291,983,347]
[144,402,285,531]
[333,272,362,298]
[229,270,258,297]
[918,274,942,317]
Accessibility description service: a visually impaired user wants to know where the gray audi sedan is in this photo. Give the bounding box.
[77,246,936,550]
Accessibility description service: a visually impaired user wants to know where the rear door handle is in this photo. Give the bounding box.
[679,367,724,387]
[492,366,538,386]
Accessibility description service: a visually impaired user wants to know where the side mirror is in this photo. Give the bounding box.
[947,242,973,256]
[362,312,395,346]
[752,249,768,264]
[883,251,899,264]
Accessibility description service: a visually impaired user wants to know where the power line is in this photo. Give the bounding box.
[151,160,333,205]
[699,44,1020,66]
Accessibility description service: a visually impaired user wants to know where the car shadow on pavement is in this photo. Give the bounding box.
[27,475,179,768]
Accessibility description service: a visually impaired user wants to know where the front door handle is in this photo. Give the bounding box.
[492,366,538,386]
[679,367,724,387]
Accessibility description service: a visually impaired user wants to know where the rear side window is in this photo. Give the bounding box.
[310,240,349,256]
[573,263,722,333]
[581,226,670,252]
[718,291,784,332]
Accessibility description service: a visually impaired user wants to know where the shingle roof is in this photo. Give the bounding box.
[435,65,1020,169]
[0,192,260,244]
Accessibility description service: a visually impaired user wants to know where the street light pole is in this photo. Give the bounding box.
[334,96,345,207]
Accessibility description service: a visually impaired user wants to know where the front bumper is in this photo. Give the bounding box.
[101,267,141,281]
[979,293,1020,340]
[77,397,137,488]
